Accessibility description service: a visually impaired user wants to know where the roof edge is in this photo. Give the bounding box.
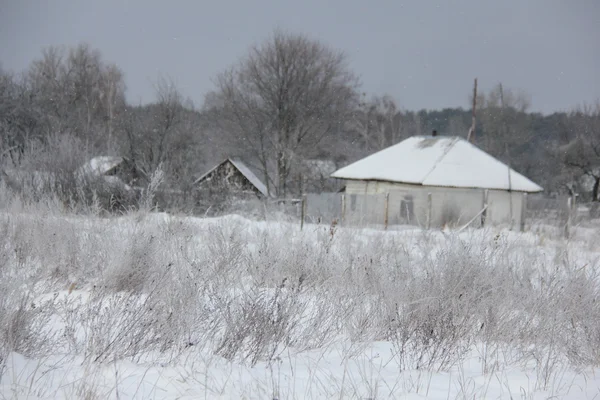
[332,176,544,193]
[192,159,229,185]
[193,158,272,197]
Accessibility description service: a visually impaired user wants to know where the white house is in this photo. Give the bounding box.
[331,135,543,229]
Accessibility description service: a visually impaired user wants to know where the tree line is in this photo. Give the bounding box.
[1,30,599,205]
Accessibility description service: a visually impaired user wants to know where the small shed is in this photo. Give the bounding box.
[193,158,270,199]
[78,156,146,190]
[331,135,543,229]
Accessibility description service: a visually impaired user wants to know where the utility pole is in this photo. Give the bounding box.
[467,78,478,143]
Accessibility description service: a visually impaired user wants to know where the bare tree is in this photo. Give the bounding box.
[26,46,71,133]
[121,76,202,188]
[25,44,126,152]
[99,64,126,153]
[67,44,103,138]
[352,95,410,152]
[0,68,42,161]
[448,114,469,136]
[209,30,360,197]
[475,83,533,175]
[151,76,183,173]
[559,102,600,201]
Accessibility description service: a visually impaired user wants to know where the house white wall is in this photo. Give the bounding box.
[486,190,525,228]
[344,180,526,229]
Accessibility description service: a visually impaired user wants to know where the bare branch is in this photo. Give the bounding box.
[209,30,359,197]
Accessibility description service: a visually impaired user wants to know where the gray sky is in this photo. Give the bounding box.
[1,0,598,114]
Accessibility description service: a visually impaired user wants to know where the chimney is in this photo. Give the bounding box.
[432,130,438,137]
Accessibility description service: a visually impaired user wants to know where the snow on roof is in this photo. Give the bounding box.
[80,156,124,177]
[331,136,543,193]
[229,159,270,197]
[193,158,271,197]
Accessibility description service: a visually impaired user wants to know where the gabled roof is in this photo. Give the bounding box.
[331,136,543,193]
[193,158,270,197]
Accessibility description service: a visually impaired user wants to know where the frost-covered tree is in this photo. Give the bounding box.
[208,30,360,197]
[26,44,126,151]
[559,102,600,201]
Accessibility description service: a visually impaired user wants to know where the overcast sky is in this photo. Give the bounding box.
[1,0,598,114]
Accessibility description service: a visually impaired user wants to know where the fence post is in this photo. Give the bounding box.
[564,195,573,239]
[520,193,527,232]
[426,192,432,230]
[481,189,488,228]
[300,195,306,231]
[384,193,390,230]
[341,194,346,226]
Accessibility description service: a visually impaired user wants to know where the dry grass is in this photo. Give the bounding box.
[0,188,599,397]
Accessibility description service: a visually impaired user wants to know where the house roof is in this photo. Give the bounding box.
[193,158,270,197]
[75,156,137,192]
[331,136,543,193]
[80,156,124,177]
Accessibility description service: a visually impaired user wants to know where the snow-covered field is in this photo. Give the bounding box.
[1,206,600,399]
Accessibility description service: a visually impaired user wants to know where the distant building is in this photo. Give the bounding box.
[193,158,271,199]
[331,135,543,229]
[78,156,146,190]
[1,156,144,211]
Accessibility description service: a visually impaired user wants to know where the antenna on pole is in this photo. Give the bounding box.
[467,78,478,143]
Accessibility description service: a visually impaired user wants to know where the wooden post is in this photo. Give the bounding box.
[384,193,390,230]
[481,189,488,228]
[520,193,527,232]
[507,165,514,231]
[564,195,573,239]
[467,78,478,143]
[426,192,432,230]
[300,195,306,231]
[573,194,578,223]
[341,194,346,226]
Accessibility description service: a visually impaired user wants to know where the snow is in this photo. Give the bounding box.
[74,156,133,191]
[1,212,599,399]
[80,156,124,177]
[331,136,544,193]
[3,342,599,399]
